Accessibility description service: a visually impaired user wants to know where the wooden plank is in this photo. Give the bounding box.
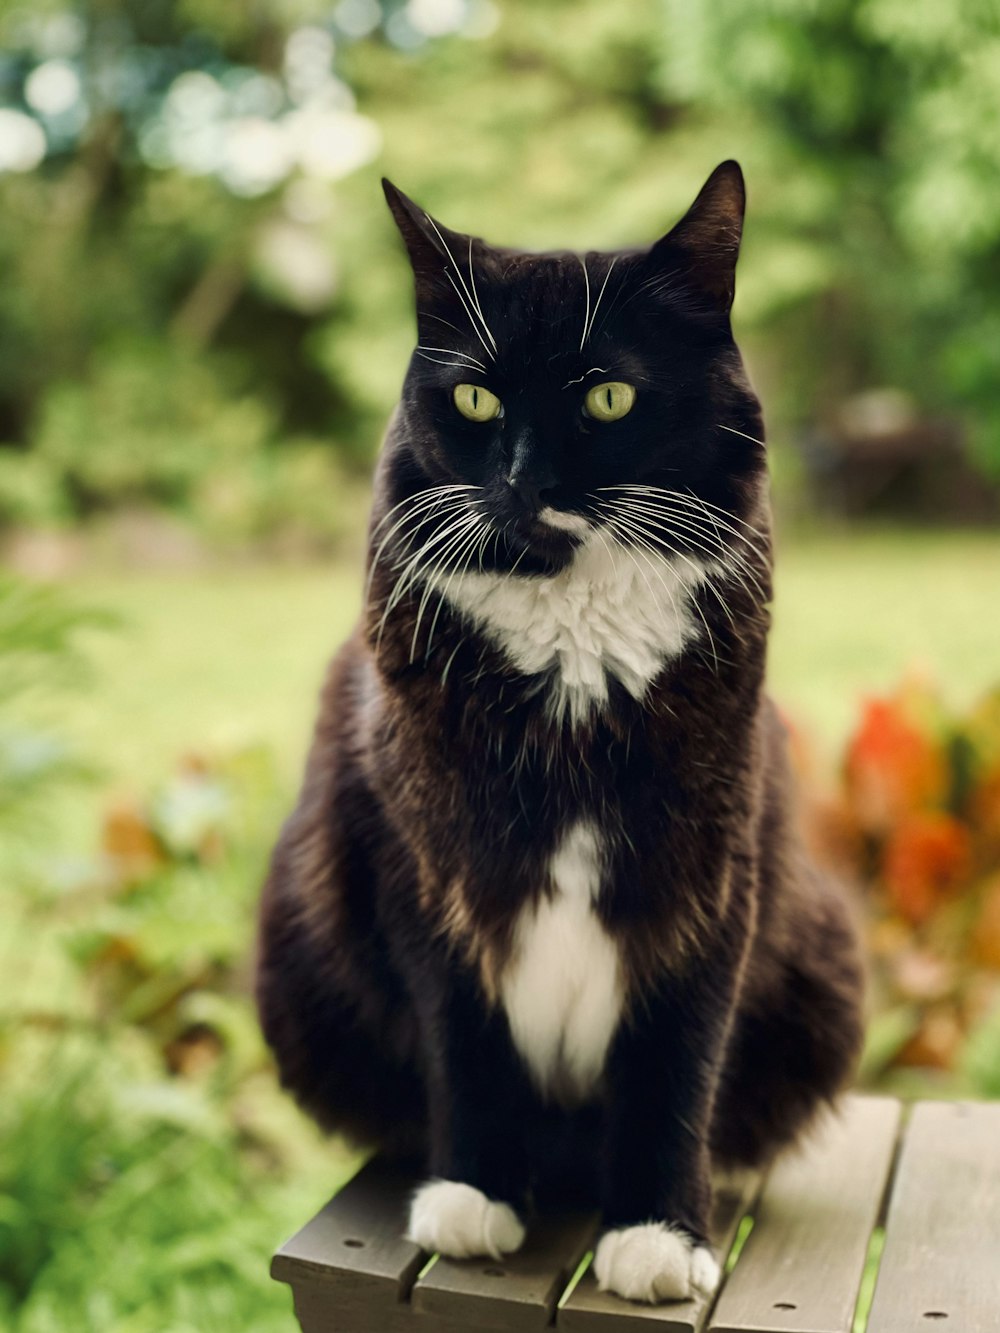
[709,1096,901,1333]
[271,1156,425,1313]
[413,1210,599,1331]
[866,1100,1000,1333]
[557,1175,759,1333]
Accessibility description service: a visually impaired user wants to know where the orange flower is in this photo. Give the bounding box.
[882,811,972,923]
[844,696,946,833]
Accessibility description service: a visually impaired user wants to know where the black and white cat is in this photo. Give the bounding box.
[256,162,864,1305]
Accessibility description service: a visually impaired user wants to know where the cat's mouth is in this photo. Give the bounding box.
[537,505,591,537]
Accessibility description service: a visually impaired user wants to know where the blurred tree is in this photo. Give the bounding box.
[0,0,998,540]
[659,0,1000,470]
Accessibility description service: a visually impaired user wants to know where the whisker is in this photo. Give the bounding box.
[374,508,480,655]
[424,212,498,356]
[578,255,591,351]
[417,345,487,369]
[422,312,465,336]
[562,367,609,389]
[716,423,766,449]
[415,352,489,371]
[603,509,721,673]
[467,236,496,355]
[410,512,486,662]
[606,496,768,608]
[367,489,475,596]
[605,495,766,592]
[609,503,739,628]
[598,485,770,548]
[585,256,617,344]
[445,271,496,361]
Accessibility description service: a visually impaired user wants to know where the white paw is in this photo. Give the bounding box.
[406,1180,525,1260]
[690,1244,721,1294]
[594,1223,719,1304]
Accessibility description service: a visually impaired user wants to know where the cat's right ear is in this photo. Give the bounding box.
[382,179,463,301]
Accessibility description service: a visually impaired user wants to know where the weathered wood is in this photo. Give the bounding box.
[866,1100,1000,1333]
[557,1175,759,1333]
[412,1210,599,1331]
[271,1156,426,1326]
[708,1096,901,1333]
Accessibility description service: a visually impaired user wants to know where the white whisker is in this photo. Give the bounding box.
[424,212,498,356]
[410,512,486,662]
[415,352,488,371]
[445,271,496,361]
[417,345,487,369]
[585,256,617,343]
[467,236,495,356]
[603,509,720,673]
[716,423,766,448]
[578,255,591,351]
[562,367,609,389]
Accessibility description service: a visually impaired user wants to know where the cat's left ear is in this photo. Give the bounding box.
[382,178,467,301]
[647,161,745,314]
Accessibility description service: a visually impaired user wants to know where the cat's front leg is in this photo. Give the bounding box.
[595,967,734,1304]
[406,965,532,1260]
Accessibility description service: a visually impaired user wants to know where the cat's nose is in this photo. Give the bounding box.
[506,471,548,512]
[506,433,555,514]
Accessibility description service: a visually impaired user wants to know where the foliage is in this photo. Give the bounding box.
[1,1,998,544]
[0,572,112,827]
[805,678,1000,1092]
[0,747,355,1333]
[0,576,353,1330]
[658,0,1000,468]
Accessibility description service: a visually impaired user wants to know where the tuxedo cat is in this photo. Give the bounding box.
[256,162,864,1304]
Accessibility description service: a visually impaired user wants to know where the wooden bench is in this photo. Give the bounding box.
[271,1097,1000,1332]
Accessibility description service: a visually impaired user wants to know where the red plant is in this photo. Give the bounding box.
[843,693,946,832]
[882,811,971,924]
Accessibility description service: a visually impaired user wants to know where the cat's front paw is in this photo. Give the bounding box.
[407,1180,525,1260]
[594,1223,719,1304]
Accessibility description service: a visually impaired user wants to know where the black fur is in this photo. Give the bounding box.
[256,162,865,1265]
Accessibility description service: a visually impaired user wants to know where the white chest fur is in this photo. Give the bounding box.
[499,822,623,1100]
[435,531,709,723]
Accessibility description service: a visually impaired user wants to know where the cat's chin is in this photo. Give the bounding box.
[498,516,586,573]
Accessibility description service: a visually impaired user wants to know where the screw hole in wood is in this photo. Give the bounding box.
[773,1302,797,1311]
[923,1314,948,1321]
[343,1238,365,1248]
[482,1267,506,1277]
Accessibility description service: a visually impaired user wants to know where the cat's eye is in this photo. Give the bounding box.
[584,381,636,422]
[453,383,502,422]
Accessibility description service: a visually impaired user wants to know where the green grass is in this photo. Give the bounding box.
[769,527,1000,757]
[38,527,1000,808]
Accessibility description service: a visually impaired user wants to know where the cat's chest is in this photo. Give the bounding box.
[433,534,710,723]
[499,821,623,1100]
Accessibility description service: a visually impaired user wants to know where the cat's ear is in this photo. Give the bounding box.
[647,161,745,314]
[382,178,467,300]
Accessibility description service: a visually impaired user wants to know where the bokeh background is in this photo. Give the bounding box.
[3,2,1000,1329]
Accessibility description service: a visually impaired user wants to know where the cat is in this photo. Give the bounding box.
[256,161,865,1305]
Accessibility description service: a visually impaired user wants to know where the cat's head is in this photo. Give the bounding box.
[382,163,765,575]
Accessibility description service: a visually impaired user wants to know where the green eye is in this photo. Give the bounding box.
[453,383,502,422]
[584,381,636,422]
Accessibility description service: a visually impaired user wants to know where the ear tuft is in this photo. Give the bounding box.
[649,160,746,313]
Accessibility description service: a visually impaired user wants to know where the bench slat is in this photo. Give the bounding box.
[557,1174,758,1333]
[271,1157,425,1311]
[866,1100,1000,1333]
[412,1209,599,1331]
[708,1095,901,1333]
